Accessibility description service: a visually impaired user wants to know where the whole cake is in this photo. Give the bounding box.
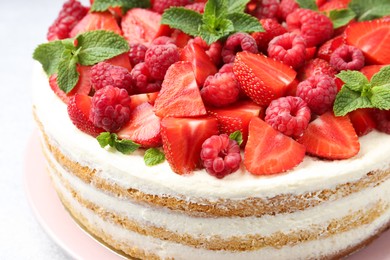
[33,0,390,259]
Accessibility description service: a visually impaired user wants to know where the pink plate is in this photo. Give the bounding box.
[24,130,390,259]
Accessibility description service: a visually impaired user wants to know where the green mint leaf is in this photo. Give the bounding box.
[370,65,390,87]
[203,0,228,21]
[226,13,263,33]
[349,0,390,21]
[91,0,150,14]
[97,132,114,148]
[227,0,250,13]
[336,70,369,92]
[370,86,390,110]
[112,134,140,154]
[333,87,373,116]
[144,148,165,166]
[295,0,318,11]
[328,9,356,29]
[57,50,79,93]
[229,131,243,145]
[199,18,234,44]
[76,30,129,66]
[161,8,203,37]
[33,41,67,76]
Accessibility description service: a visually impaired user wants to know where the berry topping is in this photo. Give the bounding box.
[296,74,338,115]
[90,85,132,132]
[70,12,122,38]
[201,72,240,107]
[348,108,376,137]
[151,36,176,45]
[267,32,307,69]
[330,45,365,71]
[47,0,88,41]
[90,62,133,94]
[298,58,337,81]
[317,35,345,62]
[278,0,299,20]
[145,43,180,80]
[252,19,288,54]
[221,33,258,63]
[265,96,311,137]
[201,134,241,179]
[152,0,192,14]
[373,109,390,134]
[128,43,147,67]
[130,62,162,94]
[250,0,280,20]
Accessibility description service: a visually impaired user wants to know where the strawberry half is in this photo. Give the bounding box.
[161,117,219,174]
[67,94,104,137]
[117,102,161,148]
[317,35,345,62]
[70,12,122,37]
[129,92,159,110]
[106,52,132,71]
[345,20,390,65]
[233,52,297,106]
[297,112,360,159]
[348,108,376,137]
[154,61,207,118]
[244,117,306,175]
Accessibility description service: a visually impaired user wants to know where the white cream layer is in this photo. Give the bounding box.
[32,64,390,200]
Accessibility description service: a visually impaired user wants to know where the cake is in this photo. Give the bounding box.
[32,0,390,259]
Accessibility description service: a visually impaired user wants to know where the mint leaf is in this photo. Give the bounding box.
[371,65,390,87]
[76,30,129,66]
[227,0,250,13]
[336,70,369,92]
[199,18,234,44]
[296,0,318,11]
[57,50,79,93]
[349,0,390,21]
[371,86,390,110]
[328,9,356,29]
[203,0,228,21]
[91,0,150,14]
[227,13,263,33]
[333,87,373,116]
[229,131,243,145]
[97,132,114,147]
[161,8,202,36]
[96,132,139,154]
[33,41,67,76]
[144,148,165,166]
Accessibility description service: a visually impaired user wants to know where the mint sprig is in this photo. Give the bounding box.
[33,30,129,93]
[161,0,263,45]
[144,148,165,166]
[97,132,140,154]
[296,0,318,11]
[328,9,357,29]
[333,66,390,116]
[349,0,390,21]
[229,130,243,146]
[91,0,150,15]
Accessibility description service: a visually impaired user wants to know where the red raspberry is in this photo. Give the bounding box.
[47,0,88,41]
[144,43,180,80]
[90,86,132,132]
[265,96,311,137]
[200,134,242,179]
[373,110,390,134]
[330,45,365,71]
[201,72,240,107]
[286,8,334,47]
[251,0,280,20]
[131,62,162,93]
[278,0,299,21]
[252,19,288,53]
[184,2,205,13]
[219,63,234,74]
[90,62,133,94]
[267,32,307,69]
[128,43,147,67]
[151,36,176,45]
[221,33,258,63]
[152,0,192,13]
[298,58,337,81]
[296,74,338,115]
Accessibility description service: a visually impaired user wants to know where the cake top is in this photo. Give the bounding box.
[33,0,390,179]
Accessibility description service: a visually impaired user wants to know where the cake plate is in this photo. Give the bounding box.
[24,130,390,259]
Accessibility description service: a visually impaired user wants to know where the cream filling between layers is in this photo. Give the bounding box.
[32,64,390,201]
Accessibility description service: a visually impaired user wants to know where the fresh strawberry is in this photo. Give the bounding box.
[233,52,297,106]
[171,29,192,48]
[297,58,336,81]
[285,78,299,96]
[117,102,162,148]
[121,8,161,46]
[317,35,345,62]
[70,12,122,37]
[244,117,306,175]
[305,47,317,61]
[207,101,264,146]
[360,65,386,80]
[252,19,287,53]
[154,61,207,118]
[345,20,390,65]
[129,92,159,110]
[318,0,350,12]
[348,109,376,137]
[67,94,104,137]
[297,112,360,159]
[106,52,132,71]
[161,117,219,174]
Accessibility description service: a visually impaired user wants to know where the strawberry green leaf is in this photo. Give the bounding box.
[370,65,390,88]
[226,13,263,33]
[227,0,250,13]
[33,41,68,76]
[91,0,150,14]
[296,0,318,11]
[370,86,390,110]
[57,51,79,93]
[229,130,243,145]
[161,8,203,37]
[97,132,140,154]
[328,9,356,29]
[349,0,390,21]
[336,70,369,92]
[144,148,165,166]
[333,87,372,116]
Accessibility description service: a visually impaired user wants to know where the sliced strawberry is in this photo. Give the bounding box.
[348,108,376,137]
[207,101,264,146]
[129,92,159,110]
[67,94,104,137]
[172,30,192,48]
[244,117,306,175]
[233,52,297,106]
[317,35,345,62]
[297,112,360,159]
[154,61,206,118]
[121,8,161,46]
[180,42,218,86]
[70,12,122,37]
[297,58,336,81]
[318,0,350,12]
[285,78,299,96]
[360,65,386,80]
[305,47,317,61]
[161,117,219,174]
[117,102,161,148]
[345,20,390,65]
[106,52,132,71]
[154,24,174,38]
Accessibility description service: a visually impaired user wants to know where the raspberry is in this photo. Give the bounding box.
[90,62,133,94]
[251,0,280,20]
[298,58,337,81]
[265,96,311,137]
[296,74,338,115]
[329,45,365,71]
[90,86,132,132]
[278,0,299,21]
[47,0,88,41]
[128,43,147,67]
[152,0,192,13]
[221,33,258,63]
[131,62,162,93]
[252,19,288,53]
[200,134,242,179]
[219,63,234,74]
[373,110,390,134]
[201,72,240,107]
[151,36,176,45]
[267,32,307,69]
[184,2,205,13]
[144,43,180,80]
[286,8,334,47]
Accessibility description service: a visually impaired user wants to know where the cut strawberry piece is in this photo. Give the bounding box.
[233,52,296,106]
[180,42,218,86]
[161,117,219,174]
[305,47,317,61]
[360,65,386,80]
[154,61,207,118]
[121,8,161,46]
[129,92,159,110]
[318,0,350,12]
[207,101,264,146]
[317,35,345,62]
[172,30,192,48]
[345,20,390,65]
[244,117,306,175]
[106,52,132,71]
[348,108,376,137]
[70,12,122,37]
[297,112,360,159]
[67,94,104,137]
[117,102,162,148]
